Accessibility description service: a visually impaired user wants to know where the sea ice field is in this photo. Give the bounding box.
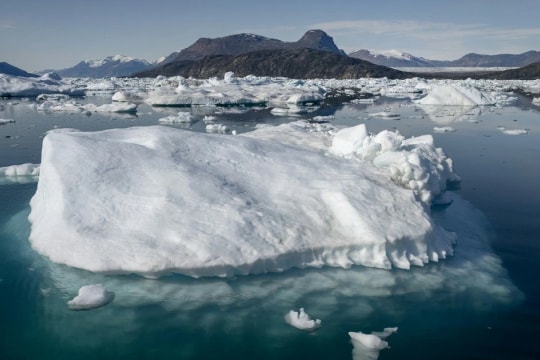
[0,73,539,359]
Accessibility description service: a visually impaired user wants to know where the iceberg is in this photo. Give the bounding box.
[284,308,321,330]
[67,284,115,310]
[416,83,495,106]
[28,123,457,277]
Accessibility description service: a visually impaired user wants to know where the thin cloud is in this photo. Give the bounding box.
[0,20,15,29]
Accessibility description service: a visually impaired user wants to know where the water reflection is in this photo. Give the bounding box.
[1,191,521,348]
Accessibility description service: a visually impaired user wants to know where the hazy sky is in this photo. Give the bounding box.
[2,0,540,71]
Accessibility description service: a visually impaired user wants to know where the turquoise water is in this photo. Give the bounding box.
[1,96,539,359]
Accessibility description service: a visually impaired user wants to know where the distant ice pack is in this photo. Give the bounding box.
[28,121,458,277]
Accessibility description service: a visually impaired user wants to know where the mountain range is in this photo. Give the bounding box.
[135,47,408,80]
[37,55,157,78]
[3,29,540,80]
[349,49,540,68]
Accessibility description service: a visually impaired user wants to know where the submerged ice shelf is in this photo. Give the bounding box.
[28,121,458,277]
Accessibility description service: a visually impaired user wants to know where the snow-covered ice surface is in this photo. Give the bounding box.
[284,308,321,330]
[67,284,115,310]
[0,73,84,97]
[28,122,458,277]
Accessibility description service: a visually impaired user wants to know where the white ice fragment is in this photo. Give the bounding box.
[497,127,528,135]
[532,97,540,105]
[67,284,114,310]
[87,102,138,113]
[112,91,143,102]
[0,118,15,125]
[158,112,197,124]
[369,112,400,119]
[0,163,40,185]
[205,123,229,134]
[349,327,397,360]
[284,308,321,330]
[433,126,456,133]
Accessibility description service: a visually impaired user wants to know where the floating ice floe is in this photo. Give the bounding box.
[67,284,115,310]
[433,126,456,133]
[111,91,144,102]
[349,327,398,360]
[496,126,528,135]
[284,308,321,330]
[0,163,40,185]
[158,111,197,124]
[205,123,229,134]
[28,122,458,277]
[36,99,137,113]
[532,97,540,105]
[369,111,400,119]
[0,118,15,125]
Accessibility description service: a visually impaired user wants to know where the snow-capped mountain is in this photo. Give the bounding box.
[349,49,540,68]
[348,49,434,67]
[39,55,157,78]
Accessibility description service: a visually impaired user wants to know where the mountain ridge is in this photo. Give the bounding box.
[39,55,157,78]
[349,49,540,68]
[134,48,408,80]
[0,62,38,77]
[162,29,345,64]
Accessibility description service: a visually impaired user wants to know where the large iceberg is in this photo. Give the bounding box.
[28,123,457,277]
[415,83,496,106]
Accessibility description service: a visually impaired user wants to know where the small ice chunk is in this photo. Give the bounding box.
[158,112,197,124]
[0,118,15,125]
[284,308,321,330]
[349,327,398,360]
[433,126,456,133]
[67,284,114,310]
[369,112,400,119]
[0,163,40,185]
[205,123,229,134]
[497,126,528,135]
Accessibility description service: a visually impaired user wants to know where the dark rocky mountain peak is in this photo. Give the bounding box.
[0,62,38,77]
[162,29,345,64]
[296,30,344,54]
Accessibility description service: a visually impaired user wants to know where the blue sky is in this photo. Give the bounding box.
[2,0,540,71]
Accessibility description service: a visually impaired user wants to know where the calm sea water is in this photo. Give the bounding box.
[0,96,539,359]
